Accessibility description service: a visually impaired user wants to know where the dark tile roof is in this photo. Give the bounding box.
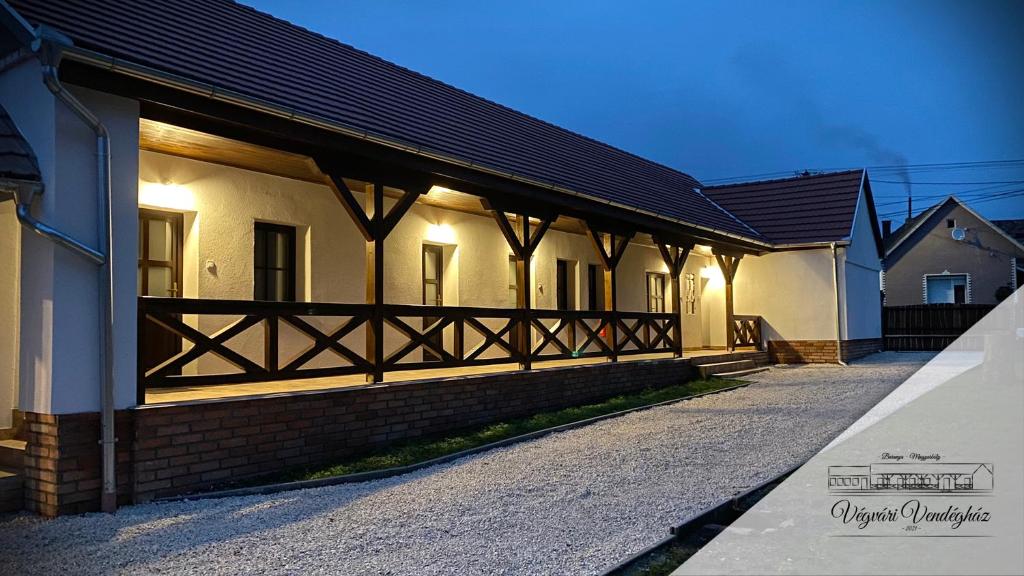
[993,219,1024,244]
[8,0,764,241]
[702,170,865,244]
[0,103,41,183]
[882,199,945,253]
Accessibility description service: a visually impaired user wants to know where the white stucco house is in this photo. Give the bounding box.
[0,0,883,515]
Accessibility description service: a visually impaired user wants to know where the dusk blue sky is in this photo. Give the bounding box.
[244,0,1024,227]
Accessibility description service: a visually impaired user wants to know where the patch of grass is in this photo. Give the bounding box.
[259,377,740,485]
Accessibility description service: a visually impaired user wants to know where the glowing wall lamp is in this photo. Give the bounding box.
[138,181,195,211]
[701,264,725,289]
[425,222,457,244]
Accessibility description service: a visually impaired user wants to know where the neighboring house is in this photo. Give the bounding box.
[0,0,882,515]
[882,197,1024,305]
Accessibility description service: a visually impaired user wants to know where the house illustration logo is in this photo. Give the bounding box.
[828,463,994,494]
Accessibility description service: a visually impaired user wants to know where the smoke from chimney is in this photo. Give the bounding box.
[817,124,912,215]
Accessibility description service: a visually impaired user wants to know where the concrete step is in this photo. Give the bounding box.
[715,366,770,379]
[0,467,22,513]
[0,439,25,470]
[698,359,755,378]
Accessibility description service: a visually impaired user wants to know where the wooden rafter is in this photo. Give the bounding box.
[714,253,742,283]
[325,174,374,241]
[492,211,524,259]
[324,174,428,242]
[654,238,693,277]
[587,225,634,270]
[490,211,554,260]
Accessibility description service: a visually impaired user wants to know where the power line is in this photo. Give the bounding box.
[876,189,1024,218]
[873,183,1022,207]
[872,179,1024,185]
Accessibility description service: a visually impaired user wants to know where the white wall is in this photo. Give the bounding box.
[841,190,883,340]
[732,248,839,342]
[0,63,140,414]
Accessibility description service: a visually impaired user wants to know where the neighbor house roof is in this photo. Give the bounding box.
[6,0,765,242]
[882,201,944,253]
[702,170,869,245]
[993,219,1024,244]
[885,196,1024,257]
[0,103,41,183]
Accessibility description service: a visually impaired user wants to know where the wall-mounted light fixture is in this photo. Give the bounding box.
[700,264,725,289]
[138,181,194,211]
[425,222,457,244]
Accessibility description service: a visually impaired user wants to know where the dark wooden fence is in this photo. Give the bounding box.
[138,297,680,401]
[883,304,995,351]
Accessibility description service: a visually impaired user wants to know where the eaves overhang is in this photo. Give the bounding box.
[58,45,775,251]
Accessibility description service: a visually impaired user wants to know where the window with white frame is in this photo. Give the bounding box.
[924,273,970,304]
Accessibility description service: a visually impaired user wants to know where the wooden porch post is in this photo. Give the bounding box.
[366,183,385,383]
[517,214,532,370]
[587,225,634,362]
[323,171,426,382]
[488,208,553,370]
[714,252,742,352]
[656,239,692,357]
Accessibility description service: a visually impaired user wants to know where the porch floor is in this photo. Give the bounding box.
[144,349,756,404]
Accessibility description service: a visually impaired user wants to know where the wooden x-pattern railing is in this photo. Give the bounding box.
[139,297,678,402]
[732,314,763,350]
[138,298,376,398]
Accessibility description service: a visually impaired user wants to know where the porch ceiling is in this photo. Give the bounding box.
[139,119,619,241]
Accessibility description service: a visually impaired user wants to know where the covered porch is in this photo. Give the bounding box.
[135,118,765,405]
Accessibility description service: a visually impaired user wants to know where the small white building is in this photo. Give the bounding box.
[0,0,883,515]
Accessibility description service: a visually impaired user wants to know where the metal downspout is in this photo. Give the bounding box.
[831,242,848,366]
[13,188,105,264]
[33,30,118,513]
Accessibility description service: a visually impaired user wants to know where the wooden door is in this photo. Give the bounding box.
[422,244,443,361]
[139,209,184,373]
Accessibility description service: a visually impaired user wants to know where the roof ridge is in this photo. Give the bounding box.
[227,0,702,186]
[703,168,863,190]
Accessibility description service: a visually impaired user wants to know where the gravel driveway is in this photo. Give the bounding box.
[1,352,932,576]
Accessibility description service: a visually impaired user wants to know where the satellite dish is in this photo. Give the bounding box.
[951,227,966,241]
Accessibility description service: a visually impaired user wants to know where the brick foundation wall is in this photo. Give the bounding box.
[768,339,884,364]
[768,340,839,363]
[130,358,697,502]
[840,338,883,362]
[23,411,134,516]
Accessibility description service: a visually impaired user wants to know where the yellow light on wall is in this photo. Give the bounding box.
[425,223,456,244]
[701,264,725,289]
[139,181,195,211]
